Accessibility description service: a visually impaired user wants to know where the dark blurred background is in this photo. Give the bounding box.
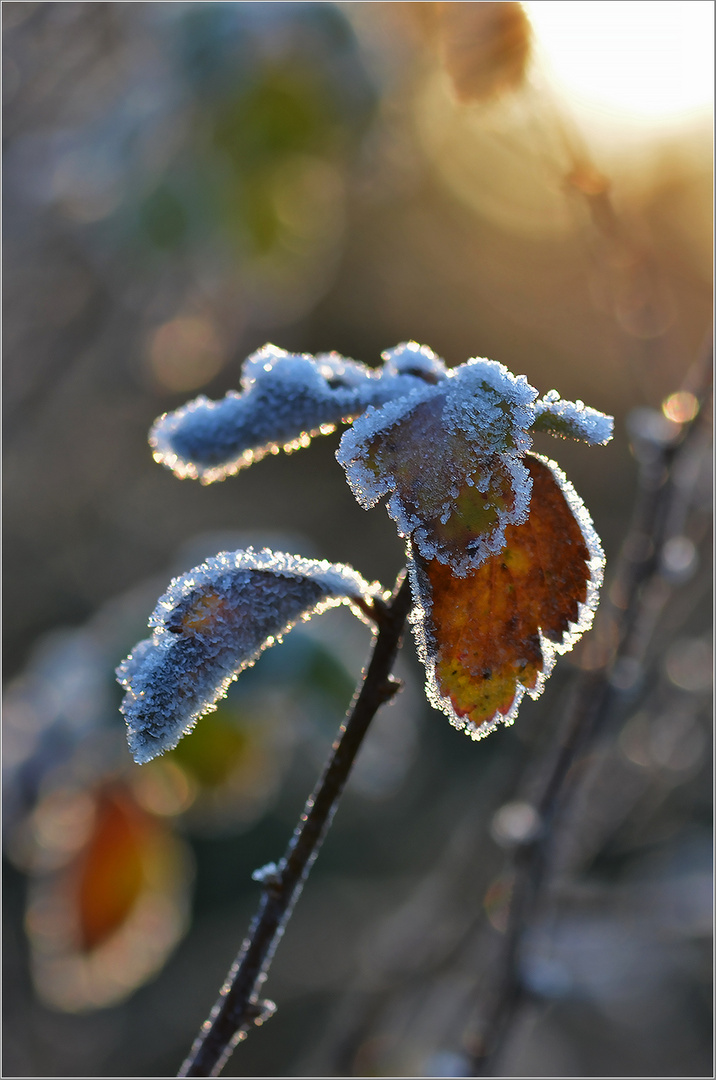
[3,3,712,1077]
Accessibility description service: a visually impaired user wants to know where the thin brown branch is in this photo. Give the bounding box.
[178,571,414,1078]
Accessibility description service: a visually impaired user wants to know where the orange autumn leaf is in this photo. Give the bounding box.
[425,452,516,569]
[410,454,604,737]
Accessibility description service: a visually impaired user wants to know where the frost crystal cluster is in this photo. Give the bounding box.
[119,341,613,758]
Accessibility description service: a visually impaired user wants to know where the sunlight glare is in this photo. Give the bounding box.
[525,1,714,125]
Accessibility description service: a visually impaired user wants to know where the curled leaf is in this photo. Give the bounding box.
[337,357,538,574]
[533,390,614,445]
[409,454,605,738]
[150,342,446,484]
[117,549,384,763]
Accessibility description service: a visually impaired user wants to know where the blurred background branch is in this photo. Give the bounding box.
[467,331,713,1076]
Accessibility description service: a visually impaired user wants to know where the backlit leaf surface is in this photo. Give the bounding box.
[117,548,383,763]
[409,454,605,737]
[338,357,538,573]
[131,343,614,758]
[150,342,446,483]
[533,391,614,445]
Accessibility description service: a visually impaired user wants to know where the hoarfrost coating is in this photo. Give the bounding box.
[122,343,614,762]
[149,342,612,494]
[150,342,448,484]
[533,392,614,445]
[336,353,613,575]
[336,358,540,574]
[116,549,384,763]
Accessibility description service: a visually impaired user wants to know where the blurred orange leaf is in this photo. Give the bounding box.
[406,1,532,102]
[25,780,191,1011]
[76,785,153,950]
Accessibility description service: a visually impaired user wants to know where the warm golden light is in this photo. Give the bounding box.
[525,1,714,127]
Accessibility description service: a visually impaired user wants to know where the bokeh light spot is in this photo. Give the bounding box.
[132,760,197,818]
[662,391,699,424]
[148,315,226,392]
[665,637,712,692]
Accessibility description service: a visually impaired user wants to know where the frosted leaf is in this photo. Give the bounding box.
[337,356,538,574]
[381,341,448,384]
[408,453,606,740]
[533,394,613,445]
[150,343,434,484]
[117,549,384,764]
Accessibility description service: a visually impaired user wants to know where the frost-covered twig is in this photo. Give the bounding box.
[467,333,713,1076]
[178,572,413,1078]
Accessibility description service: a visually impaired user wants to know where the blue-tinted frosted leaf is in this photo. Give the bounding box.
[337,357,539,573]
[533,391,614,445]
[381,341,448,384]
[150,343,445,484]
[116,549,384,764]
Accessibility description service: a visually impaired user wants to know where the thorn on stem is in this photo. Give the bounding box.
[378,675,403,703]
[251,862,284,895]
[243,999,276,1026]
